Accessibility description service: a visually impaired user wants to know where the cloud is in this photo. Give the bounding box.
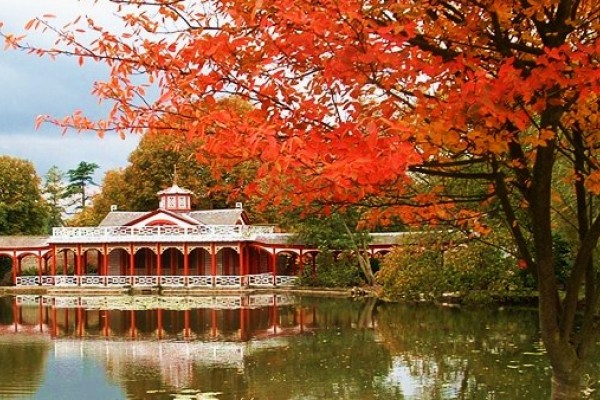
[0,0,140,182]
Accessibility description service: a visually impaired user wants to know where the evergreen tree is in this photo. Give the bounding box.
[43,165,65,230]
[64,161,99,210]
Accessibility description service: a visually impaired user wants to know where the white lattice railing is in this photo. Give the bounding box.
[159,276,186,287]
[276,276,299,286]
[41,276,55,286]
[51,224,275,243]
[132,276,159,286]
[188,276,213,287]
[214,275,242,287]
[15,276,40,286]
[17,274,297,288]
[14,294,296,310]
[55,276,79,286]
[80,276,106,286]
[106,276,130,286]
[248,273,274,287]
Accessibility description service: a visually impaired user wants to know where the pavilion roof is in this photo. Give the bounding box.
[188,209,248,225]
[0,236,50,249]
[98,212,147,227]
[98,208,249,227]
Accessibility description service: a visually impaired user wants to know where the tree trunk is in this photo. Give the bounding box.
[551,367,582,400]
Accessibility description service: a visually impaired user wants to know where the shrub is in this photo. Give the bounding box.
[297,250,363,288]
[378,236,528,303]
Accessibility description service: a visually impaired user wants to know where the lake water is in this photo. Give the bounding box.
[0,294,597,399]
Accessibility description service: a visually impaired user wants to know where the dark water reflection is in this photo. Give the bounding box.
[0,295,597,399]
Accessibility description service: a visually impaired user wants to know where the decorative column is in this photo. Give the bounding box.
[238,242,245,286]
[157,244,162,278]
[271,251,277,287]
[11,251,17,286]
[103,244,109,281]
[129,244,135,278]
[210,243,217,284]
[76,245,82,277]
[37,253,43,285]
[183,244,189,286]
[51,245,57,277]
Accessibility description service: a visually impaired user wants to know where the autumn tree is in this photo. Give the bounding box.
[3,1,600,397]
[64,161,99,210]
[68,168,128,226]
[0,156,49,235]
[71,117,259,227]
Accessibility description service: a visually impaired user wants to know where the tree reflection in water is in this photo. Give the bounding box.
[0,295,598,399]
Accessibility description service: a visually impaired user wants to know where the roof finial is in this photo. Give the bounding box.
[173,164,178,186]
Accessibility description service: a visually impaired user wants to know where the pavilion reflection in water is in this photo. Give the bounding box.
[0,294,315,389]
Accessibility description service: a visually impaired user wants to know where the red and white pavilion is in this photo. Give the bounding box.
[0,183,401,289]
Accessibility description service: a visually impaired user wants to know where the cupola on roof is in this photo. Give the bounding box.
[158,169,193,212]
[157,183,193,196]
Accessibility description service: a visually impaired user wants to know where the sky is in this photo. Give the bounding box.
[0,0,140,183]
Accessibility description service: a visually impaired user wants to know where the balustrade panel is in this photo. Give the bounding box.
[80,276,106,286]
[276,276,298,286]
[132,276,159,286]
[159,276,186,287]
[55,276,79,286]
[41,276,55,286]
[214,275,242,287]
[52,224,275,242]
[15,276,40,286]
[187,276,214,287]
[248,273,274,287]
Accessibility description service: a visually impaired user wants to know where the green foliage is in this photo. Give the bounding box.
[297,251,362,287]
[71,121,261,226]
[553,233,572,288]
[42,165,66,231]
[0,258,11,284]
[290,211,375,286]
[0,156,49,235]
[378,232,528,304]
[64,161,99,210]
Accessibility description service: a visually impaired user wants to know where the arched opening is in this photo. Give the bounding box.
[0,254,14,285]
[81,249,102,276]
[189,247,211,275]
[216,247,239,275]
[56,249,76,275]
[371,249,390,274]
[134,247,157,276]
[161,247,184,276]
[107,248,130,276]
[301,251,320,277]
[275,251,298,276]
[17,253,41,283]
[248,247,272,275]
